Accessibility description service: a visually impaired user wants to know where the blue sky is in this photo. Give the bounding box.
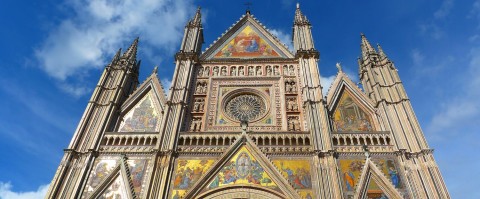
[0,0,478,198]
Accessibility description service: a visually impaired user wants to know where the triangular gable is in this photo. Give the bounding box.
[354,158,403,199]
[326,72,379,132]
[183,135,300,198]
[117,72,166,132]
[201,13,294,60]
[87,156,135,199]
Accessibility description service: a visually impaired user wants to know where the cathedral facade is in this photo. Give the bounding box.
[46,5,449,199]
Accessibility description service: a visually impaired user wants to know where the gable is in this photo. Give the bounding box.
[213,25,281,58]
[98,174,130,198]
[205,146,280,191]
[332,90,374,132]
[202,14,294,60]
[118,91,161,132]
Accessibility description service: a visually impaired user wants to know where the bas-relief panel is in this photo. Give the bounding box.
[98,175,129,199]
[214,25,280,58]
[205,147,280,193]
[171,159,216,199]
[333,91,374,132]
[338,158,403,197]
[272,160,314,199]
[119,92,160,132]
[83,157,118,198]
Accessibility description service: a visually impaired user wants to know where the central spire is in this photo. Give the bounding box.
[294,3,310,25]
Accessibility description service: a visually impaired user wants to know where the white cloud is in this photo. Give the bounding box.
[270,29,293,51]
[427,47,480,135]
[34,0,195,96]
[320,75,336,95]
[434,0,454,19]
[0,182,49,199]
[161,78,172,92]
[411,49,425,67]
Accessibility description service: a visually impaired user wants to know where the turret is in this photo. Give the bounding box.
[293,3,314,51]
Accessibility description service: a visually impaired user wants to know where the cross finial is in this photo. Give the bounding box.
[336,62,343,72]
[245,2,252,14]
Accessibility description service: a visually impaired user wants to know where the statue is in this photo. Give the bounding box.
[239,66,244,76]
[204,66,210,76]
[274,66,279,75]
[221,67,227,76]
[256,66,262,76]
[289,65,295,76]
[266,66,272,76]
[213,67,219,76]
[248,66,254,76]
[198,67,203,77]
[231,67,237,76]
[336,62,343,72]
[283,65,288,75]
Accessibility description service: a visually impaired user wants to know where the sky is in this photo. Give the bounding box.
[0,0,478,198]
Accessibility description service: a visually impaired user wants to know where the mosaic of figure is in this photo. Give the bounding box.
[127,159,148,196]
[119,92,159,132]
[338,158,403,196]
[288,116,301,131]
[207,147,279,192]
[171,159,215,198]
[272,160,314,198]
[99,175,129,198]
[333,91,374,132]
[84,159,118,197]
[214,25,280,58]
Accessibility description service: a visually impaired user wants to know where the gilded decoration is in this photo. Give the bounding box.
[127,159,149,197]
[205,147,280,192]
[272,160,314,199]
[214,25,280,58]
[119,92,160,132]
[99,175,129,198]
[83,157,118,198]
[171,159,216,198]
[338,157,403,197]
[333,91,373,132]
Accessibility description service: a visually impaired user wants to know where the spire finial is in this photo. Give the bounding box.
[336,62,343,72]
[188,7,202,27]
[122,37,139,62]
[297,2,300,9]
[294,2,309,25]
[152,66,158,74]
[360,33,376,58]
[377,43,387,58]
[245,2,252,14]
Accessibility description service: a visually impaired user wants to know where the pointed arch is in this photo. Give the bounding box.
[354,158,404,199]
[326,72,380,132]
[87,156,135,199]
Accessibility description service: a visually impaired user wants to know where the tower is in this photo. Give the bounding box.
[47,5,449,199]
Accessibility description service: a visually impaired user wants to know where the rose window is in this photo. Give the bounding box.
[225,94,266,122]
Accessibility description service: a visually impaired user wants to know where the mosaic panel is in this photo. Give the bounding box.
[98,175,129,199]
[127,159,149,197]
[171,159,216,198]
[206,147,280,192]
[272,159,314,199]
[333,91,374,132]
[119,92,160,132]
[83,157,118,198]
[214,25,280,58]
[338,157,403,197]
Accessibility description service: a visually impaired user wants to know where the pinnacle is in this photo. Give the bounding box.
[188,7,202,27]
[122,37,139,62]
[360,33,376,57]
[294,3,310,25]
[377,43,387,58]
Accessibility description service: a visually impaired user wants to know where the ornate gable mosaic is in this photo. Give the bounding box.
[214,25,280,58]
[333,91,374,132]
[119,92,160,132]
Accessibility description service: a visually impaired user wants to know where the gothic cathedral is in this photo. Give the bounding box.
[46,5,449,199]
